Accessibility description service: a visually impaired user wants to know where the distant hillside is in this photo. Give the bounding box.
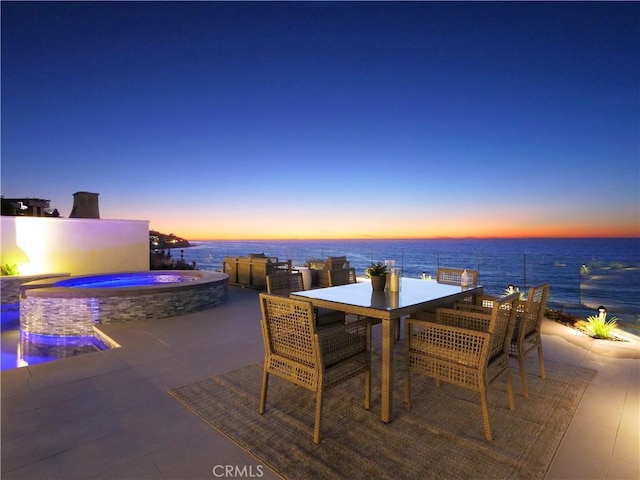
[149,230,191,250]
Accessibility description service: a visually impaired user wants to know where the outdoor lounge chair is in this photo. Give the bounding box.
[404,292,519,441]
[453,283,550,397]
[316,256,351,288]
[224,253,291,290]
[327,267,357,286]
[259,293,371,444]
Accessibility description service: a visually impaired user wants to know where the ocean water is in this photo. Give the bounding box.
[3,237,637,370]
[171,238,640,327]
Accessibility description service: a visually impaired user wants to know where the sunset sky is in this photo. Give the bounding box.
[2,1,638,240]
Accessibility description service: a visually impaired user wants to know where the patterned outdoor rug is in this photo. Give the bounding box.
[169,343,595,480]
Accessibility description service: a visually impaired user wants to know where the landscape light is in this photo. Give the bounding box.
[598,306,607,321]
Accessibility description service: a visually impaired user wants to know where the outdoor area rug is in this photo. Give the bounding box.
[168,343,596,480]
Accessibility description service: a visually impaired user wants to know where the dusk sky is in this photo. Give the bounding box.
[2,1,638,240]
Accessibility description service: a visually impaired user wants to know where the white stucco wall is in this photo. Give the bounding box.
[0,216,150,275]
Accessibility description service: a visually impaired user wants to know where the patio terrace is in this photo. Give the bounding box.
[1,286,638,479]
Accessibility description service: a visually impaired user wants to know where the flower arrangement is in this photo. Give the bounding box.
[365,262,388,278]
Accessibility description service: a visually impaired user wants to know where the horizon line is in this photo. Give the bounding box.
[184,235,640,242]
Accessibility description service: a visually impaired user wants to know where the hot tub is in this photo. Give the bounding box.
[20,270,228,336]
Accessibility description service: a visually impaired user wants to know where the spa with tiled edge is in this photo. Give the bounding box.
[20,270,229,337]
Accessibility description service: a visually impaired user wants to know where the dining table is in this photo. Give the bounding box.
[291,278,483,423]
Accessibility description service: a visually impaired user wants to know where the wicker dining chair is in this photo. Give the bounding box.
[509,283,549,397]
[434,267,479,307]
[436,267,479,287]
[404,292,519,441]
[453,283,550,398]
[259,293,371,444]
[266,272,345,327]
[266,271,304,296]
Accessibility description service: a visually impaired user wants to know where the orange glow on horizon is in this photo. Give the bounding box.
[139,207,639,241]
[149,223,639,242]
[184,233,640,241]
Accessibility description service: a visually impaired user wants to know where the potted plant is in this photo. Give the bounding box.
[366,262,388,291]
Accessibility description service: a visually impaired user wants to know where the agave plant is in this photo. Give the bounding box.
[0,263,19,276]
[583,311,619,340]
[365,262,388,278]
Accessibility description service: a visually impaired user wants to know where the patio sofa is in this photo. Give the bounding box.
[223,253,291,290]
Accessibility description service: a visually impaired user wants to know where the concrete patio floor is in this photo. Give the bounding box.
[2,286,638,479]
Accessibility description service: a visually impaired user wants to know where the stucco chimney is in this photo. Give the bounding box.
[70,191,100,218]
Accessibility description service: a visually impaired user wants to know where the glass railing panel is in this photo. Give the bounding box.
[181,240,639,335]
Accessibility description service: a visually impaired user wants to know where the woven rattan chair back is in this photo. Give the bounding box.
[404,292,519,441]
[510,282,550,397]
[266,272,304,296]
[436,267,479,286]
[328,267,357,286]
[488,294,520,361]
[522,282,549,338]
[259,293,371,443]
[260,293,317,368]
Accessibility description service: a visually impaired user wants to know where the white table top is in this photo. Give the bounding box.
[291,278,481,318]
